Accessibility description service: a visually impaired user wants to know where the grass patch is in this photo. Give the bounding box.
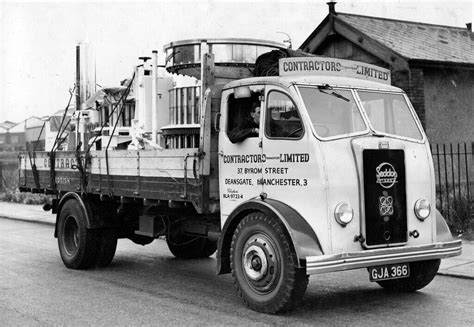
[0,191,51,205]
[437,187,473,238]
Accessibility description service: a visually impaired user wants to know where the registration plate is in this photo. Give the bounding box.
[369,263,410,282]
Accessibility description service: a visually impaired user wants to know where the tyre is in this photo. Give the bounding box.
[377,259,440,292]
[230,212,309,314]
[166,232,217,259]
[57,199,99,269]
[94,229,118,268]
[128,234,154,246]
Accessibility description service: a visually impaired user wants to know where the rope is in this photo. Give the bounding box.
[86,72,136,156]
[254,48,316,77]
[51,85,76,152]
[49,85,76,191]
[102,73,136,197]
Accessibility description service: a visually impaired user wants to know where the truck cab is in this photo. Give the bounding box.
[215,57,461,313]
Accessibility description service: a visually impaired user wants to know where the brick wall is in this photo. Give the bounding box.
[392,68,426,128]
[392,67,474,144]
[423,68,474,144]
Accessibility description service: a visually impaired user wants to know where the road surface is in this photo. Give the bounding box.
[1,218,473,325]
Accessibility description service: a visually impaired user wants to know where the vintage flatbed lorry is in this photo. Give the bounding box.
[19,39,462,313]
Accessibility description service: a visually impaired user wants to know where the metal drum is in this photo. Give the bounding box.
[163,38,286,83]
[168,86,201,125]
[162,86,201,149]
[162,38,285,149]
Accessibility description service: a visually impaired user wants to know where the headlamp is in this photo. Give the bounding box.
[334,202,353,226]
[414,198,431,220]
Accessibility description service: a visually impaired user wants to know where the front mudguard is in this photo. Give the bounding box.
[436,209,454,242]
[216,198,323,275]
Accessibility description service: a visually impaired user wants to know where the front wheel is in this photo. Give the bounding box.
[230,212,308,314]
[377,259,440,292]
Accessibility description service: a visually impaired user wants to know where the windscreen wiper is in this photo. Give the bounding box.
[318,84,350,102]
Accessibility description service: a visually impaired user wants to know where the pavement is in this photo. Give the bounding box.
[0,201,473,280]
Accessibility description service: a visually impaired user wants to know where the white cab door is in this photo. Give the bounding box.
[218,86,265,218]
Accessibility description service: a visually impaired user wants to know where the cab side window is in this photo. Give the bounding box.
[265,91,303,139]
[226,91,262,144]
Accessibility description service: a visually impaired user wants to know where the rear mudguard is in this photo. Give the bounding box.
[54,192,118,237]
[216,198,323,275]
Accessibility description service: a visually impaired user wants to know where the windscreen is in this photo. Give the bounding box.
[357,91,423,141]
[298,86,366,138]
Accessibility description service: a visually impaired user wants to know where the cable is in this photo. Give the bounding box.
[101,73,136,197]
[51,85,76,153]
[47,84,76,192]
[52,119,72,152]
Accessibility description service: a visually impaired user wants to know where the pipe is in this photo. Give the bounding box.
[76,44,81,149]
[76,44,81,112]
[152,50,158,144]
[200,41,208,113]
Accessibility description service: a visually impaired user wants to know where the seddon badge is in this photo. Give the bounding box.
[375,162,398,189]
[379,191,394,216]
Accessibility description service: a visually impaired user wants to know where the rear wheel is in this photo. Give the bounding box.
[167,231,217,259]
[129,234,154,246]
[57,199,98,269]
[94,229,118,267]
[230,212,308,314]
[377,259,440,292]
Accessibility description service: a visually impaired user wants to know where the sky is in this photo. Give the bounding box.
[0,0,472,123]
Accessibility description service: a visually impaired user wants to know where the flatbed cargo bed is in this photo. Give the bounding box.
[19,149,212,212]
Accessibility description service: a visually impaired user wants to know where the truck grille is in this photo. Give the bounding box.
[363,149,407,247]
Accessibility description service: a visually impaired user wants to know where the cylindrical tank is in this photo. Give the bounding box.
[163,38,286,83]
[162,85,201,149]
[168,86,201,125]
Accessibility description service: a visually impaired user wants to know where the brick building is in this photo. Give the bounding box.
[299,2,474,145]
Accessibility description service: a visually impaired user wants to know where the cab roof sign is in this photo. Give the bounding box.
[279,57,391,85]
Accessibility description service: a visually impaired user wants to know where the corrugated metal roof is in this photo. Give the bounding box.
[8,123,25,133]
[7,117,43,133]
[337,13,474,64]
[0,121,17,130]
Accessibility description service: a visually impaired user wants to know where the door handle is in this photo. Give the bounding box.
[214,113,221,132]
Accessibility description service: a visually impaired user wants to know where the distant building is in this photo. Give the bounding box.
[2,117,46,151]
[299,2,474,145]
[0,126,8,149]
[0,120,27,151]
[0,121,16,130]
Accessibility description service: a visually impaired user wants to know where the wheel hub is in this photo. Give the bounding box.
[251,255,262,271]
[243,245,268,280]
[63,216,79,256]
[241,233,280,294]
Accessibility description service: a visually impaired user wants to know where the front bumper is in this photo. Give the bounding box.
[306,239,462,275]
